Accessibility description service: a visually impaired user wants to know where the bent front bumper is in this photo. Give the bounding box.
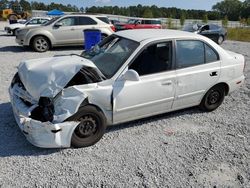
[9,86,79,148]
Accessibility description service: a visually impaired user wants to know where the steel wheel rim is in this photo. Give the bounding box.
[75,115,98,138]
[218,36,223,44]
[35,38,48,51]
[207,90,220,105]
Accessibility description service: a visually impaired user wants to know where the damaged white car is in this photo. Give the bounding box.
[9,29,245,148]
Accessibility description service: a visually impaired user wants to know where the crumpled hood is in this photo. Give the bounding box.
[18,55,96,100]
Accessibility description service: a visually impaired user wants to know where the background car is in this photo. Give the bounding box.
[114,18,162,31]
[15,14,115,52]
[4,17,51,36]
[9,29,245,148]
[183,23,227,44]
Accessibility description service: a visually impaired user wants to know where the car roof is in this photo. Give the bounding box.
[115,29,202,42]
[31,17,51,19]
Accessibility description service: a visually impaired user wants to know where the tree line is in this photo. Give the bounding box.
[0,0,249,21]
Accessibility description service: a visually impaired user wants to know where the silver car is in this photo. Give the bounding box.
[15,14,115,52]
[9,29,245,148]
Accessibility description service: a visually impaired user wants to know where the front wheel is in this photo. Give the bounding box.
[68,106,107,148]
[199,85,225,112]
[32,36,50,52]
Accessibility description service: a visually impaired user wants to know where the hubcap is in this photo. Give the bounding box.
[218,36,223,44]
[208,90,220,105]
[75,115,97,138]
[35,38,48,51]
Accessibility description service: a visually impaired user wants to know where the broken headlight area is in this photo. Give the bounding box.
[30,97,54,122]
[66,66,105,88]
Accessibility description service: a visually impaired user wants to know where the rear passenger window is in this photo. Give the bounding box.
[176,40,205,68]
[205,44,219,63]
[79,17,97,25]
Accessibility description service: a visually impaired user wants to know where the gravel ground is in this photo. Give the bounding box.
[0,21,249,187]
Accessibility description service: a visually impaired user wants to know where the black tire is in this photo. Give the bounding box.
[32,36,50,52]
[68,106,107,148]
[217,35,224,45]
[199,85,225,112]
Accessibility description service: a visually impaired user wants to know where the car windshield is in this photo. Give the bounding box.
[81,35,139,78]
[22,19,31,24]
[42,17,60,26]
[127,19,137,24]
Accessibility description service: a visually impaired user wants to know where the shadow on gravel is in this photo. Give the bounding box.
[107,107,204,133]
[0,102,59,157]
[0,46,31,52]
[0,45,83,53]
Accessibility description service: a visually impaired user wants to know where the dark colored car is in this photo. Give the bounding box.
[183,24,227,44]
[115,18,162,31]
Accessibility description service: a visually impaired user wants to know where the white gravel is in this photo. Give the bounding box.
[0,21,249,187]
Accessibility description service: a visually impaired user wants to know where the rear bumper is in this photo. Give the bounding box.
[9,85,79,148]
[227,75,245,94]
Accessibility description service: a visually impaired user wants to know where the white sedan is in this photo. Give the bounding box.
[4,17,51,35]
[9,29,245,148]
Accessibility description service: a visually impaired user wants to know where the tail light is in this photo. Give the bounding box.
[110,25,116,32]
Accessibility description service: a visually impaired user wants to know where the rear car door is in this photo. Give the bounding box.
[77,16,99,44]
[173,40,221,109]
[113,41,176,123]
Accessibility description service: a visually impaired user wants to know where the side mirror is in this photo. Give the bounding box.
[123,69,140,81]
[54,22,63,28]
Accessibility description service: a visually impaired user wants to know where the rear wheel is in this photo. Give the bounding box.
[199,85,225,112]
[68,106,107,148]
[32,36,50,52]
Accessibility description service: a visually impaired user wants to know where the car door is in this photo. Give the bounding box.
[113,41,176,124]
[172,40,221,109]
[51,17,80,45]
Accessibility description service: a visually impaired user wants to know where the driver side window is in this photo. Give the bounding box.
[57,17,77,26]
[129,42,172,76]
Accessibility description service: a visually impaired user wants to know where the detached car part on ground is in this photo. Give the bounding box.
[183,23,227,45]
[15,14,115,52]
[9,29,245,148]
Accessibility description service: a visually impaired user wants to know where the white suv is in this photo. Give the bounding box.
[15,14,115,52]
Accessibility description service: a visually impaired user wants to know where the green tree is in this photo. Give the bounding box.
[212,0,242,21]
[247,17,250,25]
[202,14,208,23]
[20,0,31,11]
[180,12,185,26]
[222,16,229,27]
[0,0,8,11]
[167,16,172,29]
[142,8,153,18]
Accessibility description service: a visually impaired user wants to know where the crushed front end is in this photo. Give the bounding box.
[9,73,79,148]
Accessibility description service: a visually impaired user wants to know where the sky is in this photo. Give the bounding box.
[27,0,224,11]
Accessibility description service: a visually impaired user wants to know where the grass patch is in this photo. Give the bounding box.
[227,28,250,42]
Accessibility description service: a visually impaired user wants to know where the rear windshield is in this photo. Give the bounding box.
[97,17,110,24]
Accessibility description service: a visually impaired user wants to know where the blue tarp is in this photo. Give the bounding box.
[47,9,64,16]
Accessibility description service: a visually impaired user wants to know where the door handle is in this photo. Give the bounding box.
[210,71,218,77]
[162,81,172,86]
[70,28,75,31]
